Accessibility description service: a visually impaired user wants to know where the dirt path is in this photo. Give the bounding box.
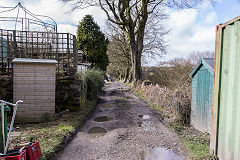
[57,81,187,160]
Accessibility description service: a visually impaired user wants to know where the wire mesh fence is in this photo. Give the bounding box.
[0,28,77,78]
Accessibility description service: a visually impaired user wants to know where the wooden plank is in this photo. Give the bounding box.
[210,25,222,153]
[217,24,232,159]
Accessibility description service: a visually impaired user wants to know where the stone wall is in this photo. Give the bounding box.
[56,78,83,112]
[0,77,13,102]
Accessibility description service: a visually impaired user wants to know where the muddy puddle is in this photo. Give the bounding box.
[142,147,185,160]
[103,104,114,108]
[137,120,153,127]
[88,127,107,138]
[137,115,152,127]
[120,90,128,92]
[94,116,113,122]
[138,115,151,120]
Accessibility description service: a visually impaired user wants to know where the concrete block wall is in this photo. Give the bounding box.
[12,58,57,123]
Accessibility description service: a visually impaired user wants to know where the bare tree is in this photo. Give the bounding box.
[141,9,169,65]
[105,21,132,82]
[188,51,215,65]
[105,10,168,82]
[63,0,214,82]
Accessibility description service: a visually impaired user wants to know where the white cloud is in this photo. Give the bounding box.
[58,24,77,35]
[204,11,217,25]
[71,6,107,28]
[163,7,217,61]
[0,0,107,33]
[167,9,197,38]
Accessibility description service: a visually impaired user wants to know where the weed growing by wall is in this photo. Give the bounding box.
[56,68,104,112]
[80,68,104,100]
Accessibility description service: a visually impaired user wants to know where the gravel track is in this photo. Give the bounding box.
[57,81,187,160]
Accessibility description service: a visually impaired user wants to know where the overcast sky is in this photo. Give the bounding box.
[0,0,240,65]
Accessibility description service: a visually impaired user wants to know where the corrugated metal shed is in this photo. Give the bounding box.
[210,16,240,160]
[190,58,214,133]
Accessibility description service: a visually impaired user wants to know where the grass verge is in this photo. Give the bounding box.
[150,103,217,159]
[9,100,97,160]
[170,122,218,160]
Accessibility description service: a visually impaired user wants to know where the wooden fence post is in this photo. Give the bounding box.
[73,35,78,76]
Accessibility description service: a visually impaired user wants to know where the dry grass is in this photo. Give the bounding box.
[133,82,191,125]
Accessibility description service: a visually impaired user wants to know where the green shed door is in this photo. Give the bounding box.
[196,67,210,132]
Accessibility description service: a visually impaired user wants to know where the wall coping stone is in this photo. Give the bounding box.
[12,58,57,64]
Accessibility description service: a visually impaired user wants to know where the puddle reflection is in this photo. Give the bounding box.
[138,115,151,120]
[94,116,113,122]
[88,127,107,138]
[143,147,185,160]
[103,104,114,108]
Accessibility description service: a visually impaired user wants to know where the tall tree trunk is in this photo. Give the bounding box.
[124,67,130,83]
[119,72,122,80]
[127,67,133,83]
[128,14,145,83]
[130,42,143,83]
[132,52,141,82]
[129,40,140,82]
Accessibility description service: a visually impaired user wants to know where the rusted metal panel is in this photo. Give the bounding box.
[211,17,240,160]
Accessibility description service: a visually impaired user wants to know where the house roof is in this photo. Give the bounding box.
[189,58,214,77]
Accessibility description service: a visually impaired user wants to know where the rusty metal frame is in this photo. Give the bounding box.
[0,3,57,32]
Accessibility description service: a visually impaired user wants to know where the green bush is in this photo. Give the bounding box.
[56,68,104,112]
[78,68,104,101]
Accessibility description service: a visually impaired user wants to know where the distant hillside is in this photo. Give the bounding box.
[142,62,192,89]
[142,66,174,86]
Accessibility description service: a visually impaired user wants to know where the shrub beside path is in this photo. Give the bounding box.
[57,81,187,160]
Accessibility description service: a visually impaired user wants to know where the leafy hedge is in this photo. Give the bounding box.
[81,68,104,100]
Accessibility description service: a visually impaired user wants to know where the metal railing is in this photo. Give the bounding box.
[0,100,23,154]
